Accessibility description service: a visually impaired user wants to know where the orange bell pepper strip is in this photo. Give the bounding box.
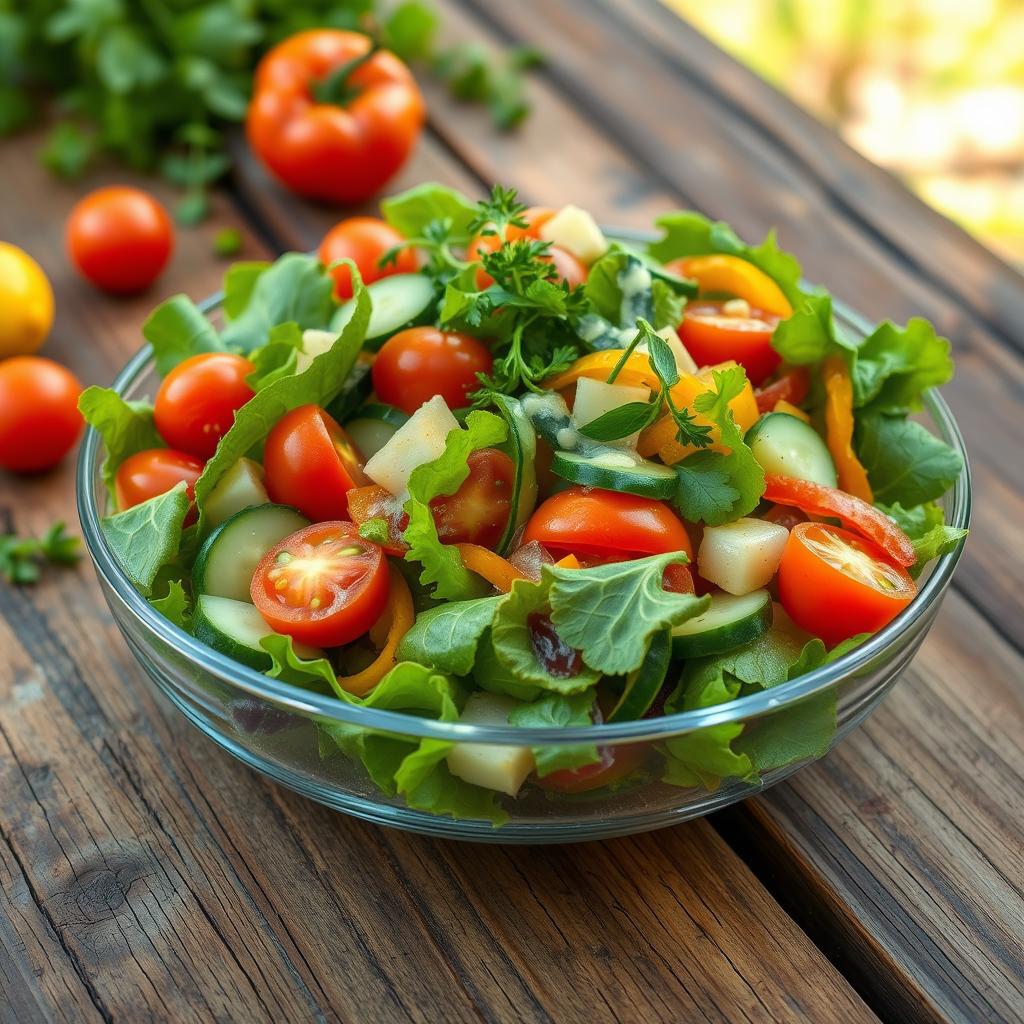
[637,362,759,464]
[544,350,659,393]
[554,554,581,569]
[773,399,810,423]
[335,565,414,697]
[456,543,528,593]
[669,254,793,318]
[821,355,873,502]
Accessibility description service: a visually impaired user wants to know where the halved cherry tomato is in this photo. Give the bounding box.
[264,405,367,522]
[762,475,915,567]
[535,742,647,794]
[318,216,417,300]
[346,484,408,555]
[662,563,696,594]
[0,356,83,472]
[778,522,916,645]
[430,447,515,548]
[114,448,204,522]
[154,353,255,460]
[522,487,692,562]
[251,521,389,648]
[66,186,173,294]
[677,300,781,386]
[372,327,493,414]
[755,366,811,414]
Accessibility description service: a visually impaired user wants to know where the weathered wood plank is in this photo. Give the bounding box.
[0,131,877,1022]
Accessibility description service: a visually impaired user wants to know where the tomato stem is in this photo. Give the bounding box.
[314,41,380,106]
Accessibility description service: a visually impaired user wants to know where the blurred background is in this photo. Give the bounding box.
[665,0,1024,267]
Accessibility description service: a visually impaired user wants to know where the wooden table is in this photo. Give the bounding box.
[2,3,1022,1021]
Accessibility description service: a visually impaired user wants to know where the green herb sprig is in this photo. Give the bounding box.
[0,523,81,585]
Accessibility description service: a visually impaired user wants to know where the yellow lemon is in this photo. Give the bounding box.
[0,241,55,357]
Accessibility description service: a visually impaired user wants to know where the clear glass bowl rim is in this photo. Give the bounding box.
[76,252,971,748]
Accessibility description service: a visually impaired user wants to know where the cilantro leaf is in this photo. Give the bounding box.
[878,501,968,577]
[100,483,190,594]
[855,412,964,506]
[402,411,508,601]
[142,294,224,375]
[396,595,502,676]
[79,386,164,501]
[508,692,600,777]
[546,553,708,675]
[672,365,765,525]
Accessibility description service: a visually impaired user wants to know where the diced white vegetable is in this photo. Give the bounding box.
[698,517,790,595]
[539,205,608,265]
[572,376,650,448]
[295,328,338,374]
[446,693,534,797]
[363,395,459,497]
[204,458,269,528]
[637,325,698,376]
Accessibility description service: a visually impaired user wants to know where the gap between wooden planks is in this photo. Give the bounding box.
[0,129,876,1023]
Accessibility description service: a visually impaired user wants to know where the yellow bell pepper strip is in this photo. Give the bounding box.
[554,553,581,569]
[335,565,414,697]
[773,399,810,423]
[672,254,793,318]
[456,543,528,593]
[822,355,873,502]
[544,350,659,394]
[637,362,759,463]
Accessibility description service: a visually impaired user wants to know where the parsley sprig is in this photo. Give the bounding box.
[0,523,81,585]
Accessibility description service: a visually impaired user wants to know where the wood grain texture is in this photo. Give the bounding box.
[0,130,877,1023]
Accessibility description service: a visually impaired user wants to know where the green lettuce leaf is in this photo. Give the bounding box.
[672,365,766,525]
[547,553,708,675]
[189,260,370,543]
[149,578,191,629]
[490,576,602,693]
[770,290,850,365]
[223,261,271,320]
[878,501,968,577]
[855,412,964,506]
[396,594,502,675]
[402,410,508,601]
[381,182,479,242]
[79,386,164,501]
[472,630,543,701]
[648,211,803,306]
[246,322,303,391]
[584,250,684,331]
[219,253,336,352]
[100,483,190,594]
[851,318,953,413]
[142,294,223,374]
[508,692,599,777]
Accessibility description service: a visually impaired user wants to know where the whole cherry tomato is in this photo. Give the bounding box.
[0,357,83,472]
[523,487,692,562]
[536,743,647,794]
[154,353,255,460]
[251,521,389,647]
[430,447,515,548]
[677,300,781,386]
[114,449,204,520]
[66,187,173,294]
[777,522,916,646]
[247,30,424,204]
[372,327,493,414]
[264,405,367,522]
[319,216,417,300]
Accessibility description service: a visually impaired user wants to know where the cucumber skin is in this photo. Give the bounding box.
[192,604,272,670]
[746,412,838,489]
[551,450,676,500]
[608,629,672,722]
[671,596,773,658]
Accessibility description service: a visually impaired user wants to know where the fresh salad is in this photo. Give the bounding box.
[82,183,967,824]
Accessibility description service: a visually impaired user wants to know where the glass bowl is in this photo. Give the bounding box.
[76,292,970,843]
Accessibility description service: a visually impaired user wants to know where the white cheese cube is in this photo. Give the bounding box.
[572,377,651,448]
[204,458,269,528]
[296,328,338,374]
[539,205,608,265]
[363,395,460,497]
[446,693,535,797]
[698,517,790,595]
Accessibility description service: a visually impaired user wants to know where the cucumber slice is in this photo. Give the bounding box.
[193,503,309,603]
[331,273,437,351]
[552,449,676,499]
[345,402,410,459]
[192,595,321,669]
[746,412,837,488]
[608,629,671,722]
[204,457,270,529]
[671,589,773,658]
[491,394,538,554]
